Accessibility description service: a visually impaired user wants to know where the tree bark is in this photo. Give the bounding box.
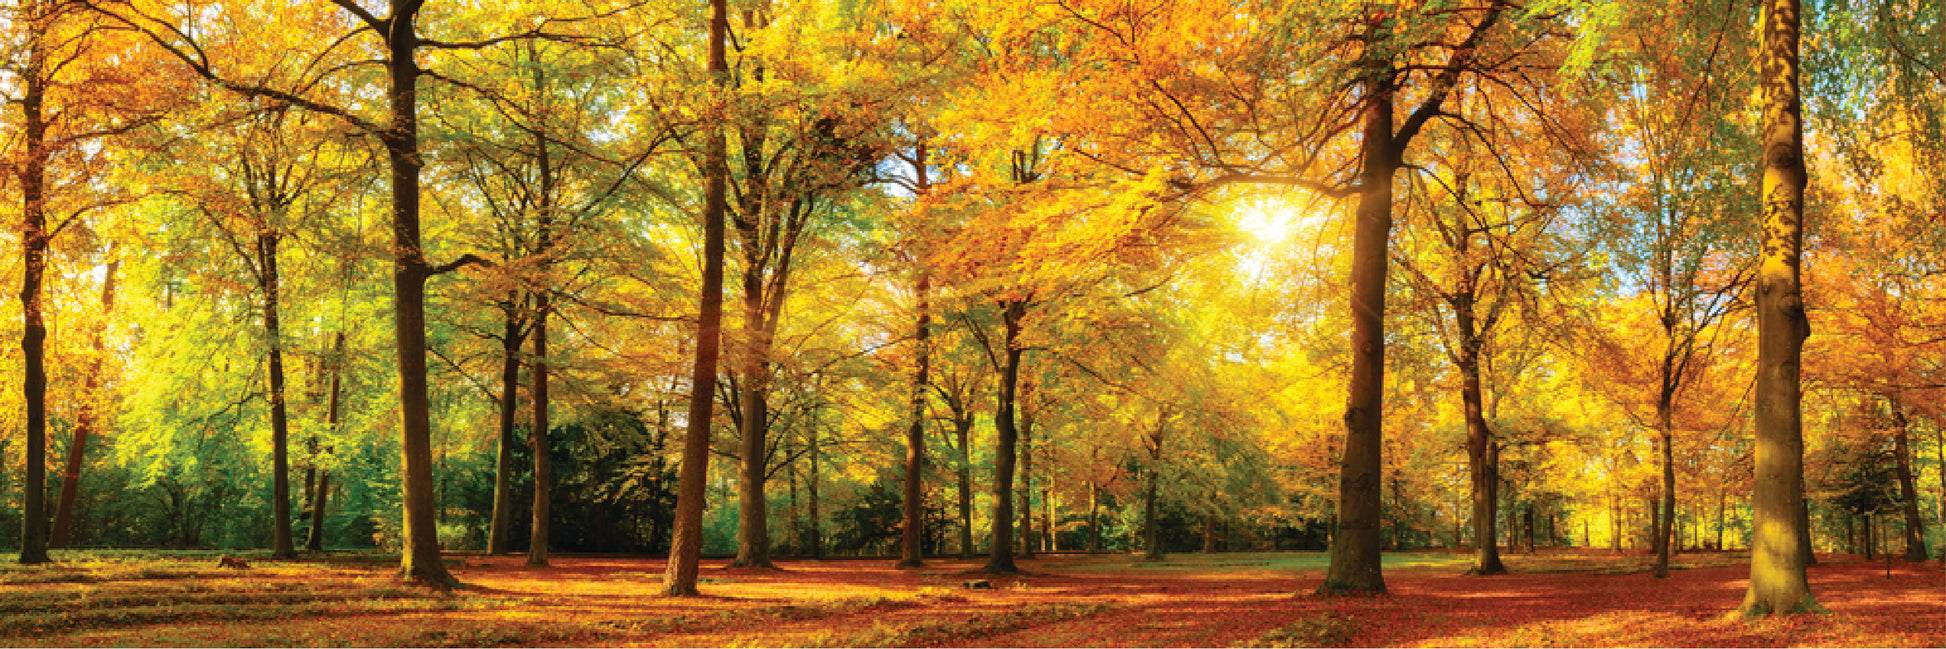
[665,0,731,597]
[899,142,933,568]
[527,295,551,566]
[983,300,1026,574]
[1320,57,1395,597]
[1887,401,1929,561]
[17,2,52,564]
[899,273,931,567]
[487,307,526,555]
[307,331,344,552]
[1653,397,1676,577]
[806,429,823,559]
[1741,0,1819,617]
[1459,330,1503,575]
[1018,399,1035,559]
[261,233,297,559]
[51,259,116,549]
[1144,414,1166,562]
[955,413,975,559]
[1087,481,1102,553]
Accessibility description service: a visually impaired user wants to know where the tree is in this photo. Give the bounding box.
[663,0,730,596]
[96,0,622,587]
[1740,0,1820,618]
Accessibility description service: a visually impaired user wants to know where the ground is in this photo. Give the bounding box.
[0,549,1938,647]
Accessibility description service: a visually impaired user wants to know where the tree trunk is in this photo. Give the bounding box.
[1653,400,1676,577]
[1862,512,1874,560]
[956,414,974,559]
[17,0,52,565]
[51,259,116,549]
[527,296,551,567]
[1321,59,1395,596]
[1460,341,1503,574]
[259,233,298,559]
[1887,401,1929,561]
[307,332,344,552]
[487,307,525,555]
[1087,481,1101,554]
[1741,0,1819,617]
[1017,400,1035,559]
[983,300,1026,574]
[898,265,931,567]
[806,429,823,559]
[1144,414,1166,562]
[1041,470,1055,553]
[664,0,731,596]
[732,295,774,568]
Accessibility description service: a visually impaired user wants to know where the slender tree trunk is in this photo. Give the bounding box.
[1143,413,1168,561]
[307,332,344,552]
[899,144,932,568]
[1887,401,1929,561]
[1042,473,1055,553]
[487,307,525,555]
[527,297,551,566]
[1321,60,1395,596]
[983,300,1026,574]
[1654,398,1676,577]
[786,460,800,557]
[898,274,931,567]
[664,0,731,596]
[956,416,974,559]
[1018,403,1035,559]
[806,429,823,559]
[259,234,298,559]
[17,1,53,565]
[1741,0,1819,617]
[51,259,116,549]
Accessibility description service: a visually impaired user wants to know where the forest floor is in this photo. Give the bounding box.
[0,548,1939,647]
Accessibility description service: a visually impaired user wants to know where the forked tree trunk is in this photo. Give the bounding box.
[1741,0,1819,617]
[983,300,1026,574]
[1887,401,1929,561]
[51,259,116,549]
[487,306,525,555]
[307,331,344,552]
[664,0,731,596]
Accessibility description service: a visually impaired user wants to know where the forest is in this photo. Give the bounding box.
[1,0,1943,645]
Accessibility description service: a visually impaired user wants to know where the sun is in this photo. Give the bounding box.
[1229,191,1324,245]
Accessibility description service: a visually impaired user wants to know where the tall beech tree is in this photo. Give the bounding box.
[97,0,622,587]
[664,0,731,596]
[1740,0,1819,617]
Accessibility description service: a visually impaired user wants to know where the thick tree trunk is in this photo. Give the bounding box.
[1320,62,1394,596]
[17,3,52,565]
[664,0,730,596]
[51,259,116,549]
[1087,481,1102,553]
[1460,347,1503,575]
[1887,402,1929,561]
[983,300,1026,574]
[527,300,551,566]
[1741,0,1819,617]
[732,296,774,568]
[899,275,931,567]
[487,308,525,555]
[261,234,297,559]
